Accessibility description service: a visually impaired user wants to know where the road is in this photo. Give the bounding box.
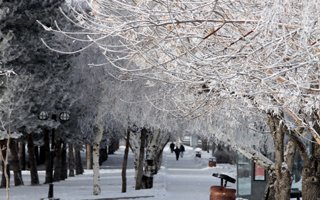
[162,146,236,200]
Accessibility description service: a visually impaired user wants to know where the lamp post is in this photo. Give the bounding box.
[39,111,70,200]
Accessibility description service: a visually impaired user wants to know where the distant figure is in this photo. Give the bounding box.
[170,142,175,153]
[174,147,181,160]
[180,144,185,158]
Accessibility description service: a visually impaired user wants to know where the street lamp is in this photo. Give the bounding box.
[59,112,70,121]
[38,111,49,120]
[39,111,70,200]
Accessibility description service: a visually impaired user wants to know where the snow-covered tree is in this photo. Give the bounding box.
[41,0,320,199]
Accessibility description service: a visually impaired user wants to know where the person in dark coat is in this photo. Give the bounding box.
[174,147,181,160]
[180,144,185,158]
[170,142,175,153]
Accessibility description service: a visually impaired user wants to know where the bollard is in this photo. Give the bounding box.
[40,183,60,200]
[48,183,54,198]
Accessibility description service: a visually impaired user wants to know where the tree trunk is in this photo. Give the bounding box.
[0,140,10,188]
[267,114,291,200]
[142,129,169,189]
[68,143,75,177]
[27,133,39,185]
[39,145,46,165]
[61,142,68,180]
[19,142,26,170]
[201,138,208,152]
[9,139,24,186]
[86,144,92,169]
[93,124,103,195]
[44,129,53,184]
[263,168,276,200]
[122,129,130,193]
[301,158,320,200]
[53,138,62,182]
[135,128,147,190]
[34,145,39,165]
[211,141,216,156]
[300,117,320,200]
[75,146,84,175]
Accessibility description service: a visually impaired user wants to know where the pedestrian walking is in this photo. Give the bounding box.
[174,147,181,160]
[170,142,175,153]
[180,144,185,158]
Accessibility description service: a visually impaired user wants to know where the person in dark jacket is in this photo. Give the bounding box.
[180,144,185,158]
[170,142,175,153]
[174,147,181,160]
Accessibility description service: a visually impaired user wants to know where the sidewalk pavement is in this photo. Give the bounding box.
[84,195,154,200]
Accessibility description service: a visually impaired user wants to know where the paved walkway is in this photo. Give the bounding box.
[85,195,154,200]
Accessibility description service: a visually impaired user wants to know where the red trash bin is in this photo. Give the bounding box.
[209,173,236,200]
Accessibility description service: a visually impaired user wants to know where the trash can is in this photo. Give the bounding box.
[208,157,216,167]
[210,173,236,200]
[195,151,201,158]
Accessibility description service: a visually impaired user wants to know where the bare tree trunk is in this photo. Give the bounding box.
[68,143,75,177]
[142,129,170,189]
[93,124,103,195]
[19,142,26,170]
[0,139,10,200]
[61,142,68,180]
[39,145,46,165]
[9,139,24,186]
[86,144,92,169]
[301,118,320,200]
[201,138,208,152]
[53,138,62,182]
[301,158,320,200]
[44,129,53,184]
[27,133,39,185]
[122,129,130,193]
[0,140,10,189]
[75,146,84,175]
[267,114,291,200]
[263,168,276,200]
[135,128,147,190]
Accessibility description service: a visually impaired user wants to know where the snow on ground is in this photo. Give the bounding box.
[1,144,237,200]
[0,144,300,200]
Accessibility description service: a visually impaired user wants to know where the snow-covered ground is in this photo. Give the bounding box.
[0,145,299,200]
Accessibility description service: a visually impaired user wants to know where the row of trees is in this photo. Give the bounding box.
[51,1,320,200]
[0,0,176,198]
[2,0,320,199]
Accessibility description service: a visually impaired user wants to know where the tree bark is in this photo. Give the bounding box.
[301,158,320,200]
[135,128,147,190]
[86,144,92,169]
[263,168,276,200]
[75,146,84,175]
[61,142,68,180]
[122,129,130,193]
[53,138,62,182]
[267,114,291,200]
[9,139,24,186]
[39,145,46,165]
[27,133,39,185]
[44,129,53,184]
[0,140,10,188]
[68,143,75,177]
[93,124,103,195]
[301,118,320,200]
[142,129,169,189]
[201,138,208,152]
[19,142,26,170]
